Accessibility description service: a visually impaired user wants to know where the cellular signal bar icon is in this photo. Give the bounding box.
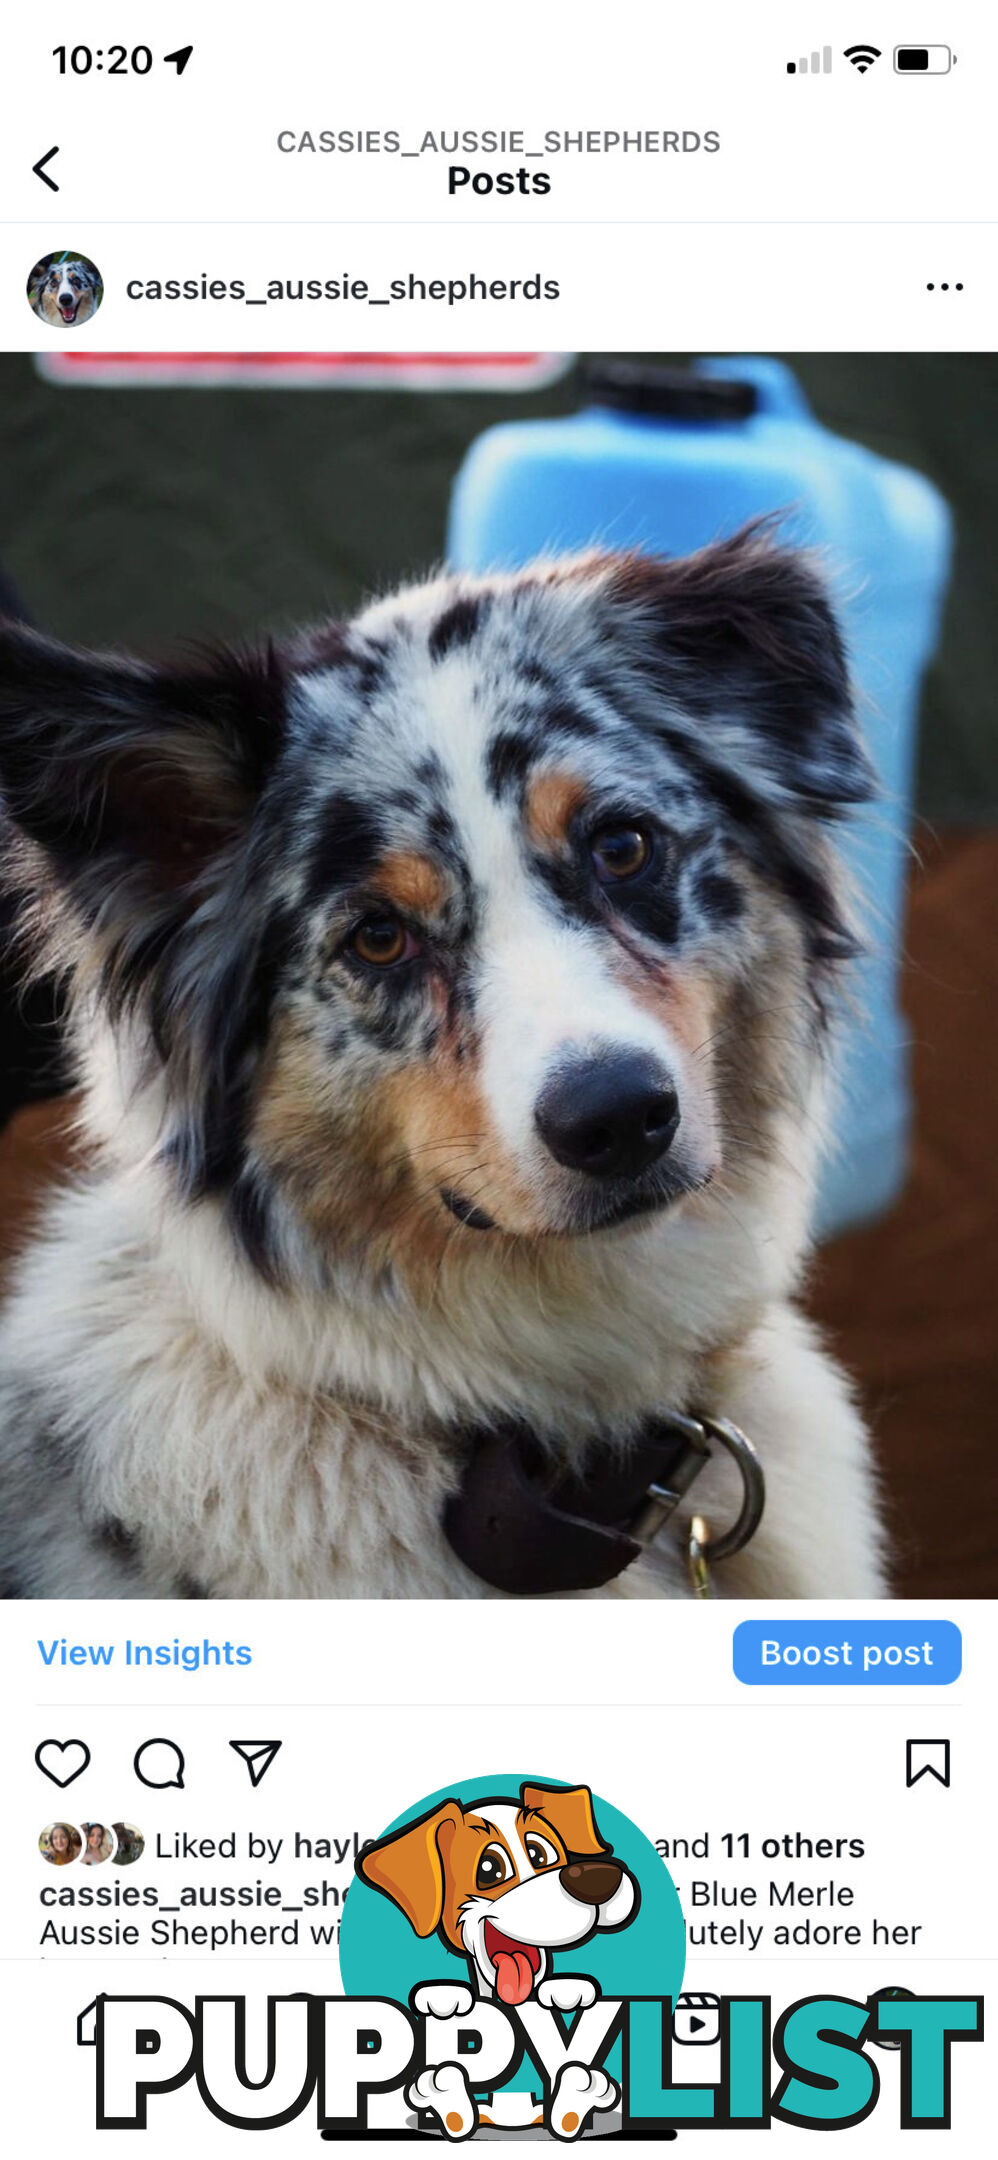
[787,48,833,75]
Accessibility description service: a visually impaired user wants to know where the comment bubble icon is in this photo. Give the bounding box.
[134,1737,185,1789]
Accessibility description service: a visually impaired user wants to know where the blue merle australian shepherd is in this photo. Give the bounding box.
[0,530,886,1599]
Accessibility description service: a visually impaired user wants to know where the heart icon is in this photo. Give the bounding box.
[35,1738,90,1788]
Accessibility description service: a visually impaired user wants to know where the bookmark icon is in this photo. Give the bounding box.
[905,1738,950,1788]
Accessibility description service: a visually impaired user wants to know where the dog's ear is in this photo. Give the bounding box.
[0,624,298,1229]
[521,1784,608,1859]
[356,1802,465,1937]
[590,523,875,821]
[0,621,286,927]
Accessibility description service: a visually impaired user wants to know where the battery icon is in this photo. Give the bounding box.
[894,46,954,73]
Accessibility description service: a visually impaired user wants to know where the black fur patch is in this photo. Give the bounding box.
[516,654,559,692]
[532,850,605,932]
[415,754,445,788]
[196,905,295,1191]
[542,699,601,742]
[660,730,858,965]
[98,1516,141,1559]
[486,730,533,800]
[691,865,746,928]
[293,624,389,699]
[424,801,460,857]
[613,874,683,949]
[304,795,384,908]
[428,594,486,661]
[227,1163,280,1281]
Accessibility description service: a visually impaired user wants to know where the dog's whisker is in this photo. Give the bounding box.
[702,1178,767,1260]
[721,1121,806,1180]
[369,1137,489,1188]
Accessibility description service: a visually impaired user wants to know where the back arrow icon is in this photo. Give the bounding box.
[33,147,60,192]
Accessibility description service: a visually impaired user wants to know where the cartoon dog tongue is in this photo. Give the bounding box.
[492,1946,536,2005]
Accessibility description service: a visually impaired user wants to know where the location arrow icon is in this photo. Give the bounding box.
[229,1739,282,1787]
[164,46,194,76]
[32,146,60,192]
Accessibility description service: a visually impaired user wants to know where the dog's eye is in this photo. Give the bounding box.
[476,1844,513,1890]
[590,824,651,883]
[525,1836,558,1870]
[347,915,418,969]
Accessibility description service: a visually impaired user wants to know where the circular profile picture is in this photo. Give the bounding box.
[40,1822,82,1866]
[110,1822,145,1866]
[868,1985,918,2048]
[345,1773,685,2006]
[80,1821,115,1866]
[27,250,103,328]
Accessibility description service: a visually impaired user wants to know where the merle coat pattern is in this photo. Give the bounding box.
[32,260,100,327]
[0,530,886,1599]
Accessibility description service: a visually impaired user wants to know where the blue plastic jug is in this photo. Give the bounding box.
[447,357,953,1238]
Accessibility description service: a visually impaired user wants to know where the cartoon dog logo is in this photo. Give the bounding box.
[357,1783,639,2137]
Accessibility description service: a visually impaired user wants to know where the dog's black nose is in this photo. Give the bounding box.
[535,1051,679,1179]
[560,1860,624,1907]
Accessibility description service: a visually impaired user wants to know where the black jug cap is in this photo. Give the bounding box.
[584,360,757,421]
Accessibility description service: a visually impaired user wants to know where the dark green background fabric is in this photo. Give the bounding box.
[0,351,994,819]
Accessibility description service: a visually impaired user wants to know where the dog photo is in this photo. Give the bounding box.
[27,253,103,329]
[0,351,994,1602]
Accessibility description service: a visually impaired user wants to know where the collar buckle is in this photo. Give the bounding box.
[630,1413,766,1566]
[628,1412,712,1544]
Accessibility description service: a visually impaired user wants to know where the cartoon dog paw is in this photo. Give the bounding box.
[549,2063,618,2141]
[412,1983,475,2020]
[536,1975,599,2013]
[407,2062,477,2140]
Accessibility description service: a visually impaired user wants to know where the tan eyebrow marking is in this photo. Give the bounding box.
[370,849,447,917]
[517,1807,565,1853]
[525,768,588,851]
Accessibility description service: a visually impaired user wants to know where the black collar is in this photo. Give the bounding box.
[443,1411,740,1595]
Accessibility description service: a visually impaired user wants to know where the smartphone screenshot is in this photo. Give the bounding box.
[1,3,994,2148]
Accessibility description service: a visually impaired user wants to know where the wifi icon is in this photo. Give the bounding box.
[844,44,881,73]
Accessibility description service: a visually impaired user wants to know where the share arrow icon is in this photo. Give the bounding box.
[229,1739,282,1787]
[164,45,194,77]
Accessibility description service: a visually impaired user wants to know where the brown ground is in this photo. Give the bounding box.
[809,827,998,1598]
[0,827,994,1599]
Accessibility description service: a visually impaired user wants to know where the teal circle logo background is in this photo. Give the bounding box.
[341,1773,685,2003]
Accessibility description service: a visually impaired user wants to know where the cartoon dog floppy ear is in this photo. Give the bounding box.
[356,1784,613,1942]
[357,1799,465,1938]
[519,1784,609,1858]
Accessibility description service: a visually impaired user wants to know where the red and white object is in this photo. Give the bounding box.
[34,350,573,390]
